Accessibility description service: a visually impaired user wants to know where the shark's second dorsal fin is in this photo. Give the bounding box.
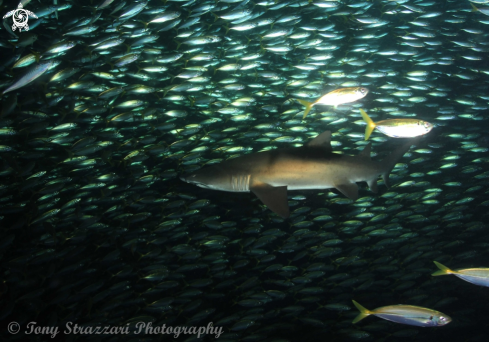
[307,131,332,150]
[358,143,371,159]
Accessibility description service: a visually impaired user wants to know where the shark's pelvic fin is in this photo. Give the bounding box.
[250,178,289,218]
[367,179,378,193]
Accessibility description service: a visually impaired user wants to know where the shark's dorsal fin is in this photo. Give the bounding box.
[250,179,290,218]
[307,131,332,150]
[358,143,371,159]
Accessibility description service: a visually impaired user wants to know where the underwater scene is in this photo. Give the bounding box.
[1,0,489,340]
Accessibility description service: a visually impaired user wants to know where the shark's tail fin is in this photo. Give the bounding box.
[432,261,454,276]
[379,138,418,188]
[296,99,314,119]
[352,300,372,324]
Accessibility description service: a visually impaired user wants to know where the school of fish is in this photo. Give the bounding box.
[1,0,489,340]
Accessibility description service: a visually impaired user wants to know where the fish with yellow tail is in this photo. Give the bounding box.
[359,108,433,140]
[470,3,489,16]
[351,300,452,327]
[432,261,489,287]
[296,87,368,119]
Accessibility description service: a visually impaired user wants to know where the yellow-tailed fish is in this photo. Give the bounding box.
[296,87,368,119]
[359,108,433,140]
[432,261,489,287]
[471,3,489,16]
[352,300,451,327]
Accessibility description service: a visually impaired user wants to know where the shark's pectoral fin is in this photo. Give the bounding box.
[367,179,378,193]
[250,180,289,218]
[335,182,359,201]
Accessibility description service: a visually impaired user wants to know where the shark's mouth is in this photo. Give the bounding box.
[181,175,211,189]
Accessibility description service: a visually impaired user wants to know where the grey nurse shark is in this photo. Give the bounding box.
[180,131,417,218]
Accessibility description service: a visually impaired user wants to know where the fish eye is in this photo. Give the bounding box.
[360,88,367,94]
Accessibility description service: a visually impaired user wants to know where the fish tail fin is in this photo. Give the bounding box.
[352,300,372,324]
[432,261,454,276]
[359,108,376,141]
[32,51,41,63]
[471,3,479,12]
[380,138,417,188]
[296,99,313,119]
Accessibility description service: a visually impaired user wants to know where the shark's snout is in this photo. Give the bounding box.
[180,174,198,183]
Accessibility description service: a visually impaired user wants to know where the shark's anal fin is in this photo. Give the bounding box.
[250,179,289,218]
[335,182,359,201]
